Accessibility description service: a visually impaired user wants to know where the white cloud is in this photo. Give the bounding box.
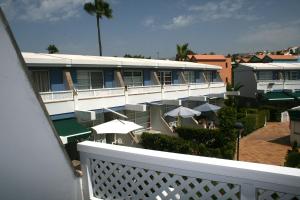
[188,0,257,22]
[143,17,155,27]
[159,0,258,31]
[237,21,300,51]
[1,0,85,22]
[162,15,194,30]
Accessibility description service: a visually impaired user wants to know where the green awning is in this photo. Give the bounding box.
[53,118,91,144]
[263,92,294,101]
[291,91,300,100]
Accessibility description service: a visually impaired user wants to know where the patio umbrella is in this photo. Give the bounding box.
[193,103,221,113]
[164,106,201,118]
[91,119,143,143]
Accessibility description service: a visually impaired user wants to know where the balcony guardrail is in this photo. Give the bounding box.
[39,90,73,102]
[164,84,189,92]
[189,82,209,89]
[77,87,125,99]
[78,141,300,200]
[209,82,225,88]
[127,85,161,95]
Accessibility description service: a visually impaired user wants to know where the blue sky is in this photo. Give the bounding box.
[1,0,300,58]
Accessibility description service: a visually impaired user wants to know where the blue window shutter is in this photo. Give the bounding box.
[172,70,179,84]
[50,69,65,91]
[104,69,114,88]
[195,71,199,82]
[143,69,151,86]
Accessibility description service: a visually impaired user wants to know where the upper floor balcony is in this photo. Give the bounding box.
[78,141,300,200]
[39,82,225,115]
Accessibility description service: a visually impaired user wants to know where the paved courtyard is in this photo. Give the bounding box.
[239,122,291,166]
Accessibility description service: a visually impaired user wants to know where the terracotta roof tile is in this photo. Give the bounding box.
[188,54,226,60]
[266,55,297,60]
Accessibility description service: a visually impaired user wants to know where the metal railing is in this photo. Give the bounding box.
[77,87,125,99]
[39,90,73,102]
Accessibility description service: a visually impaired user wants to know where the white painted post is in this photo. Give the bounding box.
[124,86,128,104]
[161,84,165,100]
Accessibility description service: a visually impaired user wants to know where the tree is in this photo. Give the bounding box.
[84,0,112,56]
[176,43,190,61]
[47,45,59,54]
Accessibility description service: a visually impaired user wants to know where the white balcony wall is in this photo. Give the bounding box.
[78,141,300,200]
[40,90,73,102]
[164,84,189,99]
[257,81,284,92]
[127,85,162,104]
[284,80,300,91]
[39,83,226,116]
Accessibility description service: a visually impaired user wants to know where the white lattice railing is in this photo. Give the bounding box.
[77,87,125,99]
[164,84,189,92]
[39,90,73,102]
[78,141,300,200]
[127,85,161,95]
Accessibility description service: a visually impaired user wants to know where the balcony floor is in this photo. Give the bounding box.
[239,122,291,166]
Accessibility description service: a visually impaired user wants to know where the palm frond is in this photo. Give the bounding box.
[84,3,96,16]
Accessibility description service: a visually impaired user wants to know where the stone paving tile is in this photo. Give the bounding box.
[238,122,291,166]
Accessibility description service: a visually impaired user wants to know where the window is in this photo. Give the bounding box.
[285,71,300,80]
[184,71,195,83]
[257,71,273,80]
[77,71,103,89]
[31,70,50,92]
[123,70,143,87]
[157,71,172,85]
[205,71,219,82]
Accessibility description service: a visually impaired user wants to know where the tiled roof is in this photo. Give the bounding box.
[188,54,226,60]
[266,55,297,60]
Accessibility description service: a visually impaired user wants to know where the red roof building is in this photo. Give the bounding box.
[188,54,232,84]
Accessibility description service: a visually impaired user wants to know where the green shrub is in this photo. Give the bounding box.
[285,152,300,168]
[240,114,256,136]
[175,127,221,147]
[140,132,236,159]
[256,110,267,129]
[284,142,300,168]
[141,133,195,155]
[218,107,237,140]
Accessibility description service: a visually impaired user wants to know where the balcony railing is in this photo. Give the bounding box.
[77,87,125,99]
[39,90,73,102]
[284,80,300,91]
[127,85,161,95]
[78,141,300,200]
[164,84,189,92]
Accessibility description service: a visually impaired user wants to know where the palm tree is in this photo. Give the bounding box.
[176,43,189,61]
[47,45,59,54]
[84,0,112,56]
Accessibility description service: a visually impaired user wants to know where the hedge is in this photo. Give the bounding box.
[175,127,221,148]
[141,131,236,160]
[284,143,300,168]
[237,108,268,136]
[240,114,256,136]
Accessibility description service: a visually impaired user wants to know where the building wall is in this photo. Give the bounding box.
[290,120,300,146]
[193,59,232,84]
[234,65,257,98]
